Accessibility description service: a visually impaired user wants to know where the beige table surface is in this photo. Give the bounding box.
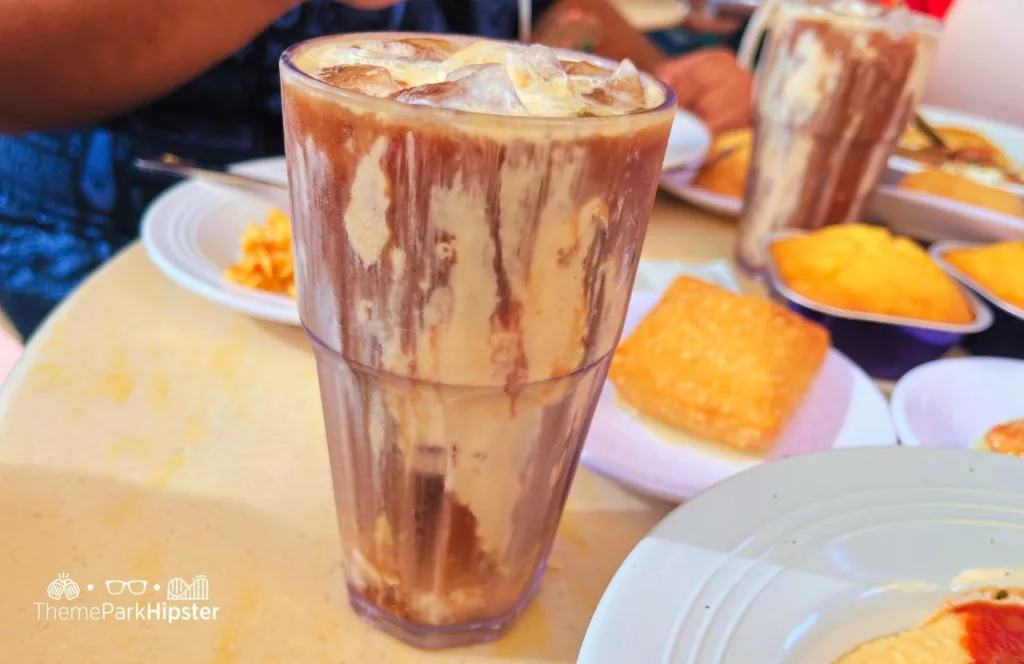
[611,0,687,32]
[0,195,740,663]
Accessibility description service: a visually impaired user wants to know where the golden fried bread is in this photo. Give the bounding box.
[770,224,975,324]
[610,277,829,453]
[944,241,1024,311]
[900,169,1024,217]
[693,128,751,198]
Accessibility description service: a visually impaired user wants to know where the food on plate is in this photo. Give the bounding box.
[693,128,751,198]
[609,276,829,453]
[982,418,1024,457]
[834,587,1024,663]
[770,224,975,324]
[224,209,296,298]
[898,124,1018,173]
[944,241,1024,311]
[900,168,1024,217]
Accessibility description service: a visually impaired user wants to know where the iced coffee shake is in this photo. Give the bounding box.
[280,34,674,648]
[736,0,942,271]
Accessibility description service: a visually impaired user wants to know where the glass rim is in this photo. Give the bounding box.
[279,32,678,128]
[776,0,945,33]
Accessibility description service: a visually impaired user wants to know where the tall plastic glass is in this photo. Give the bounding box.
[735,0,943,272]
[280,34,675,649]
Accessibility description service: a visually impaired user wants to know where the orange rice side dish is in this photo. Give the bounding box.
[224,208,296,298]
[770,224,974,325]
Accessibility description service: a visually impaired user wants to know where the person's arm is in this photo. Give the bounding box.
[0,0,302,133]
[657,48,752,135]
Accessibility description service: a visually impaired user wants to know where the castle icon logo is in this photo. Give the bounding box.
[166,575,209,601]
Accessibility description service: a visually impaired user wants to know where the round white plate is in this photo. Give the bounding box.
[579,446,1024,664]
[141,157,298,326]
[658,111,739,219]
[870,105,1024,242]
[891,356,1024,449]
[580,290,896,502]
[662,109,712,175]
[659,177,743,218]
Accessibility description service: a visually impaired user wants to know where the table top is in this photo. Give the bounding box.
[0,194,739,663]
[611,0,687,32]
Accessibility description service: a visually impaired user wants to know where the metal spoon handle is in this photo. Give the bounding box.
[912,113,951,153]
[134,158,289,190]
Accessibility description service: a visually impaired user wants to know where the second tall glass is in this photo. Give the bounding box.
[735,0,942,272]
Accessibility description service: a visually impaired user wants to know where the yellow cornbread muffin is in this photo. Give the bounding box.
[610,277,829,453]
[944,241,1024,311]
[770,224,975,325]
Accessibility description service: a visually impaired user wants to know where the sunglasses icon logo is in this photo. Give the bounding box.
[105,580,148,596]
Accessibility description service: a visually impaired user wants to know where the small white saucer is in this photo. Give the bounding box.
[891,356,1024,449]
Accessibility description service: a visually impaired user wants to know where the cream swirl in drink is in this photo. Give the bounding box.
[280,34,674,648]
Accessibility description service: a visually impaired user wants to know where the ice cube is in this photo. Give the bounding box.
[348,38,455,63]
[585,59,646,114]
[318,64,402,97]
[352,40,418,60]
[561,60,612,77]
[443,41,511,70]
[395,37,459,62]
[605,60,645,104]
[506,44,568,89]
[393,64,528,116]
[446,64,498,82]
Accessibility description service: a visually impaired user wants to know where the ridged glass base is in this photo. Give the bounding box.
[347,576,541,649]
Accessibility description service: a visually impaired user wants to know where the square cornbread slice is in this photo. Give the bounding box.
[610,277,829,453]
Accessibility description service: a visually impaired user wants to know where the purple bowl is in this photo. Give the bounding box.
[932,242,1024,360]
[763,232,994,381]
[774,300,964,381]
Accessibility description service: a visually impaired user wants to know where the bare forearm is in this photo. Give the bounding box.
[0,0,300,133]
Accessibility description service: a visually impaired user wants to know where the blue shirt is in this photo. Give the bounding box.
[0,0,546,337]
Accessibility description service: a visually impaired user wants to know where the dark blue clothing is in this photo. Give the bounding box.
[0,0,546,338]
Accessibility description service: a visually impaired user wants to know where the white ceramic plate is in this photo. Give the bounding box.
[869,105,1024,242]
[579,446,1024,664]
[141,157,296,325]
[891,356,1024,449]
[659,175,743,218]
[662,109,712,175]
[658,111,740,219]
[580,289,896,503]
[869,173,1024,243]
